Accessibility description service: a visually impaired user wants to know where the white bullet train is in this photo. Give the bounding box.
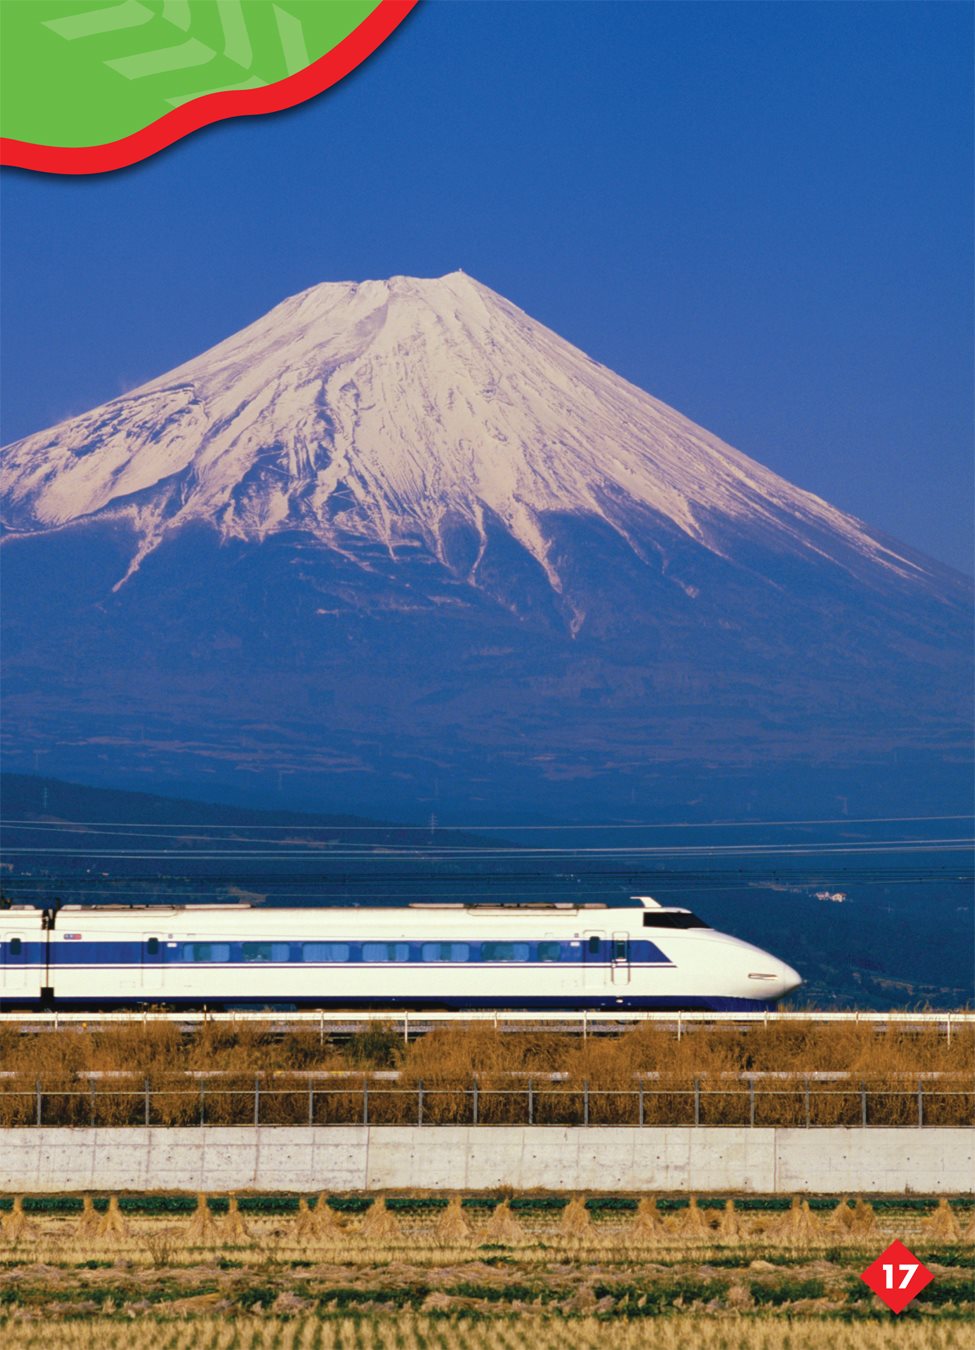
[0,896,801,1011]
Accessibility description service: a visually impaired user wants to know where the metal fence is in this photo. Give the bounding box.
[2,1009,972,1042]
[1,1077,971,1129]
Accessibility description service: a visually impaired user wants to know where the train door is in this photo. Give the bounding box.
[2,933,27,996]
[610,931,631,986]
[141,934,163,997]
[583,930,606,990]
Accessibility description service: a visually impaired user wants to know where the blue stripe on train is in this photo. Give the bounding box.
[14,937,674,967]
[1,995,774,1012]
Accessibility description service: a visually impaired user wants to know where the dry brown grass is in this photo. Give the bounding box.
[186,1191,219,1243]
[76,1193,100,1238]
[827,1197,855,1236]
[0,1194,36,1241]
[3,1192,968,1267]
[925,1197,962,1241]
[436,1194,472,1244]
[0,1019,970,1126]
[0,1317,971,1349]
[676,1195,710,1239]
[221,1193,251,1244]
[773,1197,818,1244]
[98,1193,128,1239]
[718,1197,741,1240]
[632,1196,665,1241]
[294,1193,346,1243]
[850,1198,878,1236]
[559,1194,593,1238]
[359,1195,401,1242]
[481,1197,525,1245]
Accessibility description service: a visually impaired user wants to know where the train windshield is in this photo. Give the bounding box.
[642,911,711,929]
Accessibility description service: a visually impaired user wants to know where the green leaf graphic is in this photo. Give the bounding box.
[0,0,379,147]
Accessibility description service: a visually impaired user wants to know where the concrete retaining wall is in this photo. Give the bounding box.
[2,1127,972,1194]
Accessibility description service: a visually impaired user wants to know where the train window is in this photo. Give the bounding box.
[613,938,628,960]
[481,942,530,961]
[146,938,159,956]
[302,943,350,961]
[363,943,410,961]
[184,943,230,962]
[642,912,710,929]
[421,942,470,961]
[242,942,290,962]
[537,941,562,962]
[9,938,23,956]
[587,936,601,955]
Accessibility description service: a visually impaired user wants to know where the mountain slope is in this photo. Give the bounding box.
[1,272,942,597]
[1,273,970,819]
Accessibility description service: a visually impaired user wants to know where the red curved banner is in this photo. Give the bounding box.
[0,0,419,176]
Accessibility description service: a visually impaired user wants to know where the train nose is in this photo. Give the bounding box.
[778,962,802,997]
[746,960,802,1000]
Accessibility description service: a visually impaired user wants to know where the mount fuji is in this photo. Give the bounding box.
[2,272,971,818]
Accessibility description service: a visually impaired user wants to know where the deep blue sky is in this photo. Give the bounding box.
[2,1,972,572]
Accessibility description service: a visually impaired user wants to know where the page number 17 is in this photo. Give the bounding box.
[883,1263,919,1290]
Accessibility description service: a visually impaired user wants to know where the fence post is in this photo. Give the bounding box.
[583,1079,589,1127]
[917,1079,923,1129]
[144,1078,150,1128]
[362,1081,369,1126]
[308,1082,314,1127]
[860,1080,867,1128]
[90,1081,96,1127]
[472,1076,479,1126]
[528,1078,534,1125]
[254,1075,260,1127]
[804,1078,811,1128]
[35,1080,41,1127]
[418,1079,424,1127]
[638,1083,644,1127]
[749,1078,756,1128]
[693,1078,701,1127]
[200,1082,206,1127]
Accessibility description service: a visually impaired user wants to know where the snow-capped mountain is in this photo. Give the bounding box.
[2,272,937,600]
[1,273,970,818]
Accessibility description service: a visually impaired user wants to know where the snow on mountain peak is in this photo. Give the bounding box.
[1,272,925,597]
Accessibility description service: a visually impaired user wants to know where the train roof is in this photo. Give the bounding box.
[4,896,691,915]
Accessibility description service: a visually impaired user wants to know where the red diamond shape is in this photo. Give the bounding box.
[860,1239,935,1314]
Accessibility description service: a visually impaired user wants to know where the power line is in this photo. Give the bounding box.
[2,812,971,832]
[2,841,970,863]
[3,867,970,897]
